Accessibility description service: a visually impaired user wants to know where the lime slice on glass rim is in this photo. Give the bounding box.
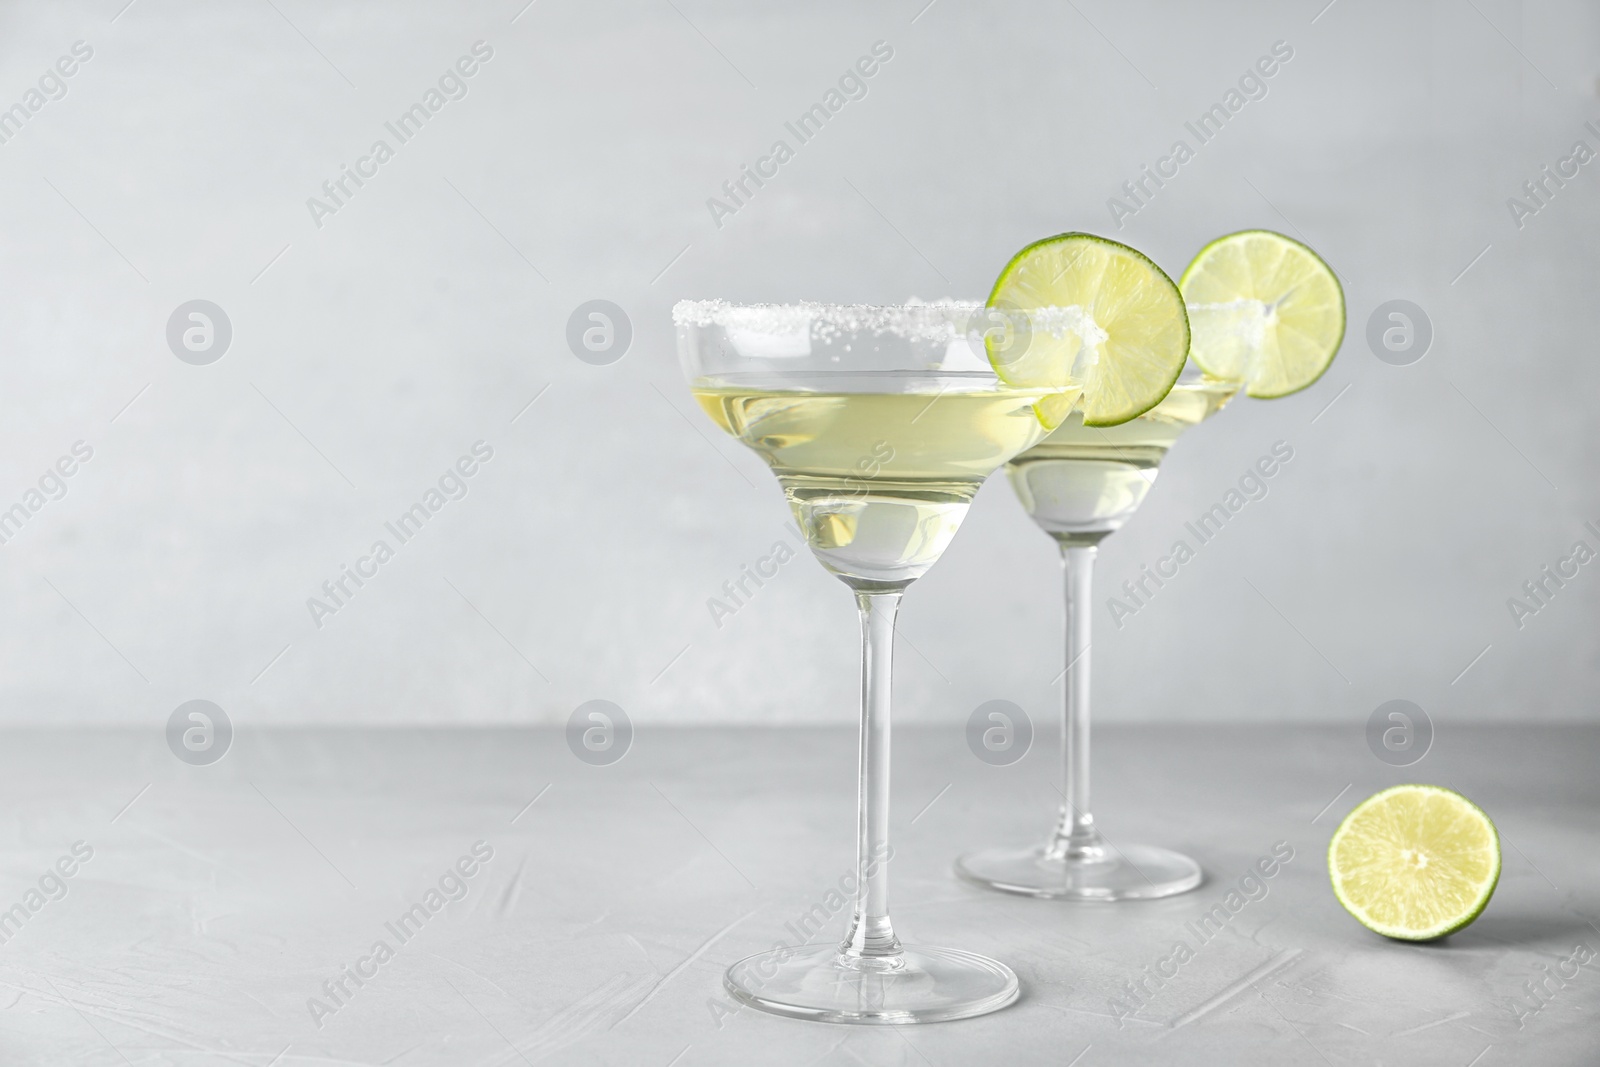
[985,232,1189,428]
[1328,784,1501,941]
[1179,229,1345,398]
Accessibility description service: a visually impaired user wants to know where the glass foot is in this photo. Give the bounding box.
[955,842,1202,901]
[724,943,1019,1024]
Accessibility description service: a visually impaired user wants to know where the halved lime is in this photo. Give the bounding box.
[1179,230,1344,398]
[1328,784,1501,941]
[987,233,1188,427]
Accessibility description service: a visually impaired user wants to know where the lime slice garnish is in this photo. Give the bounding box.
[1179,229,1345,398]
[986,233,1189,427]
[1328,784,1501,941]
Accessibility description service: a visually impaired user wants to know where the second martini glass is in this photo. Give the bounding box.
[955,369,1237,899]
[956,227,1343,901]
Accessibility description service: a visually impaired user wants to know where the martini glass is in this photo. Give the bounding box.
[955,369,1238,900]
[676,300,1069,1023]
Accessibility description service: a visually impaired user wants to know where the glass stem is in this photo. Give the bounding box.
[841,590,903,960]
[1051,543,1106,862]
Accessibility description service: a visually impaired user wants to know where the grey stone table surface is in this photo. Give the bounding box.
[1,724,1596,1066]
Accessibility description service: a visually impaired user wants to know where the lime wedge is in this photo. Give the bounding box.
[987,233,1188,427]
[1179,229,1344,398]
[1328,784,1501,941]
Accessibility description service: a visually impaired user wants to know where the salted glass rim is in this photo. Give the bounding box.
[673,299,987,314]
[672,298,992,336]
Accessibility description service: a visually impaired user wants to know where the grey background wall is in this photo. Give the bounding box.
[0,0,1594,726]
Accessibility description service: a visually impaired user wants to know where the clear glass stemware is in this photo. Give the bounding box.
[955,372,1237,900]
[676,301,1062,1022]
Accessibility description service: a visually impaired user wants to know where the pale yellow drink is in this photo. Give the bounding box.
[1006,379,1238,545]
[694,371,1070,588]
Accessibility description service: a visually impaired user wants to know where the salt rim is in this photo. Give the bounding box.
[673,299,981,339]
[673,299,1082,340]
